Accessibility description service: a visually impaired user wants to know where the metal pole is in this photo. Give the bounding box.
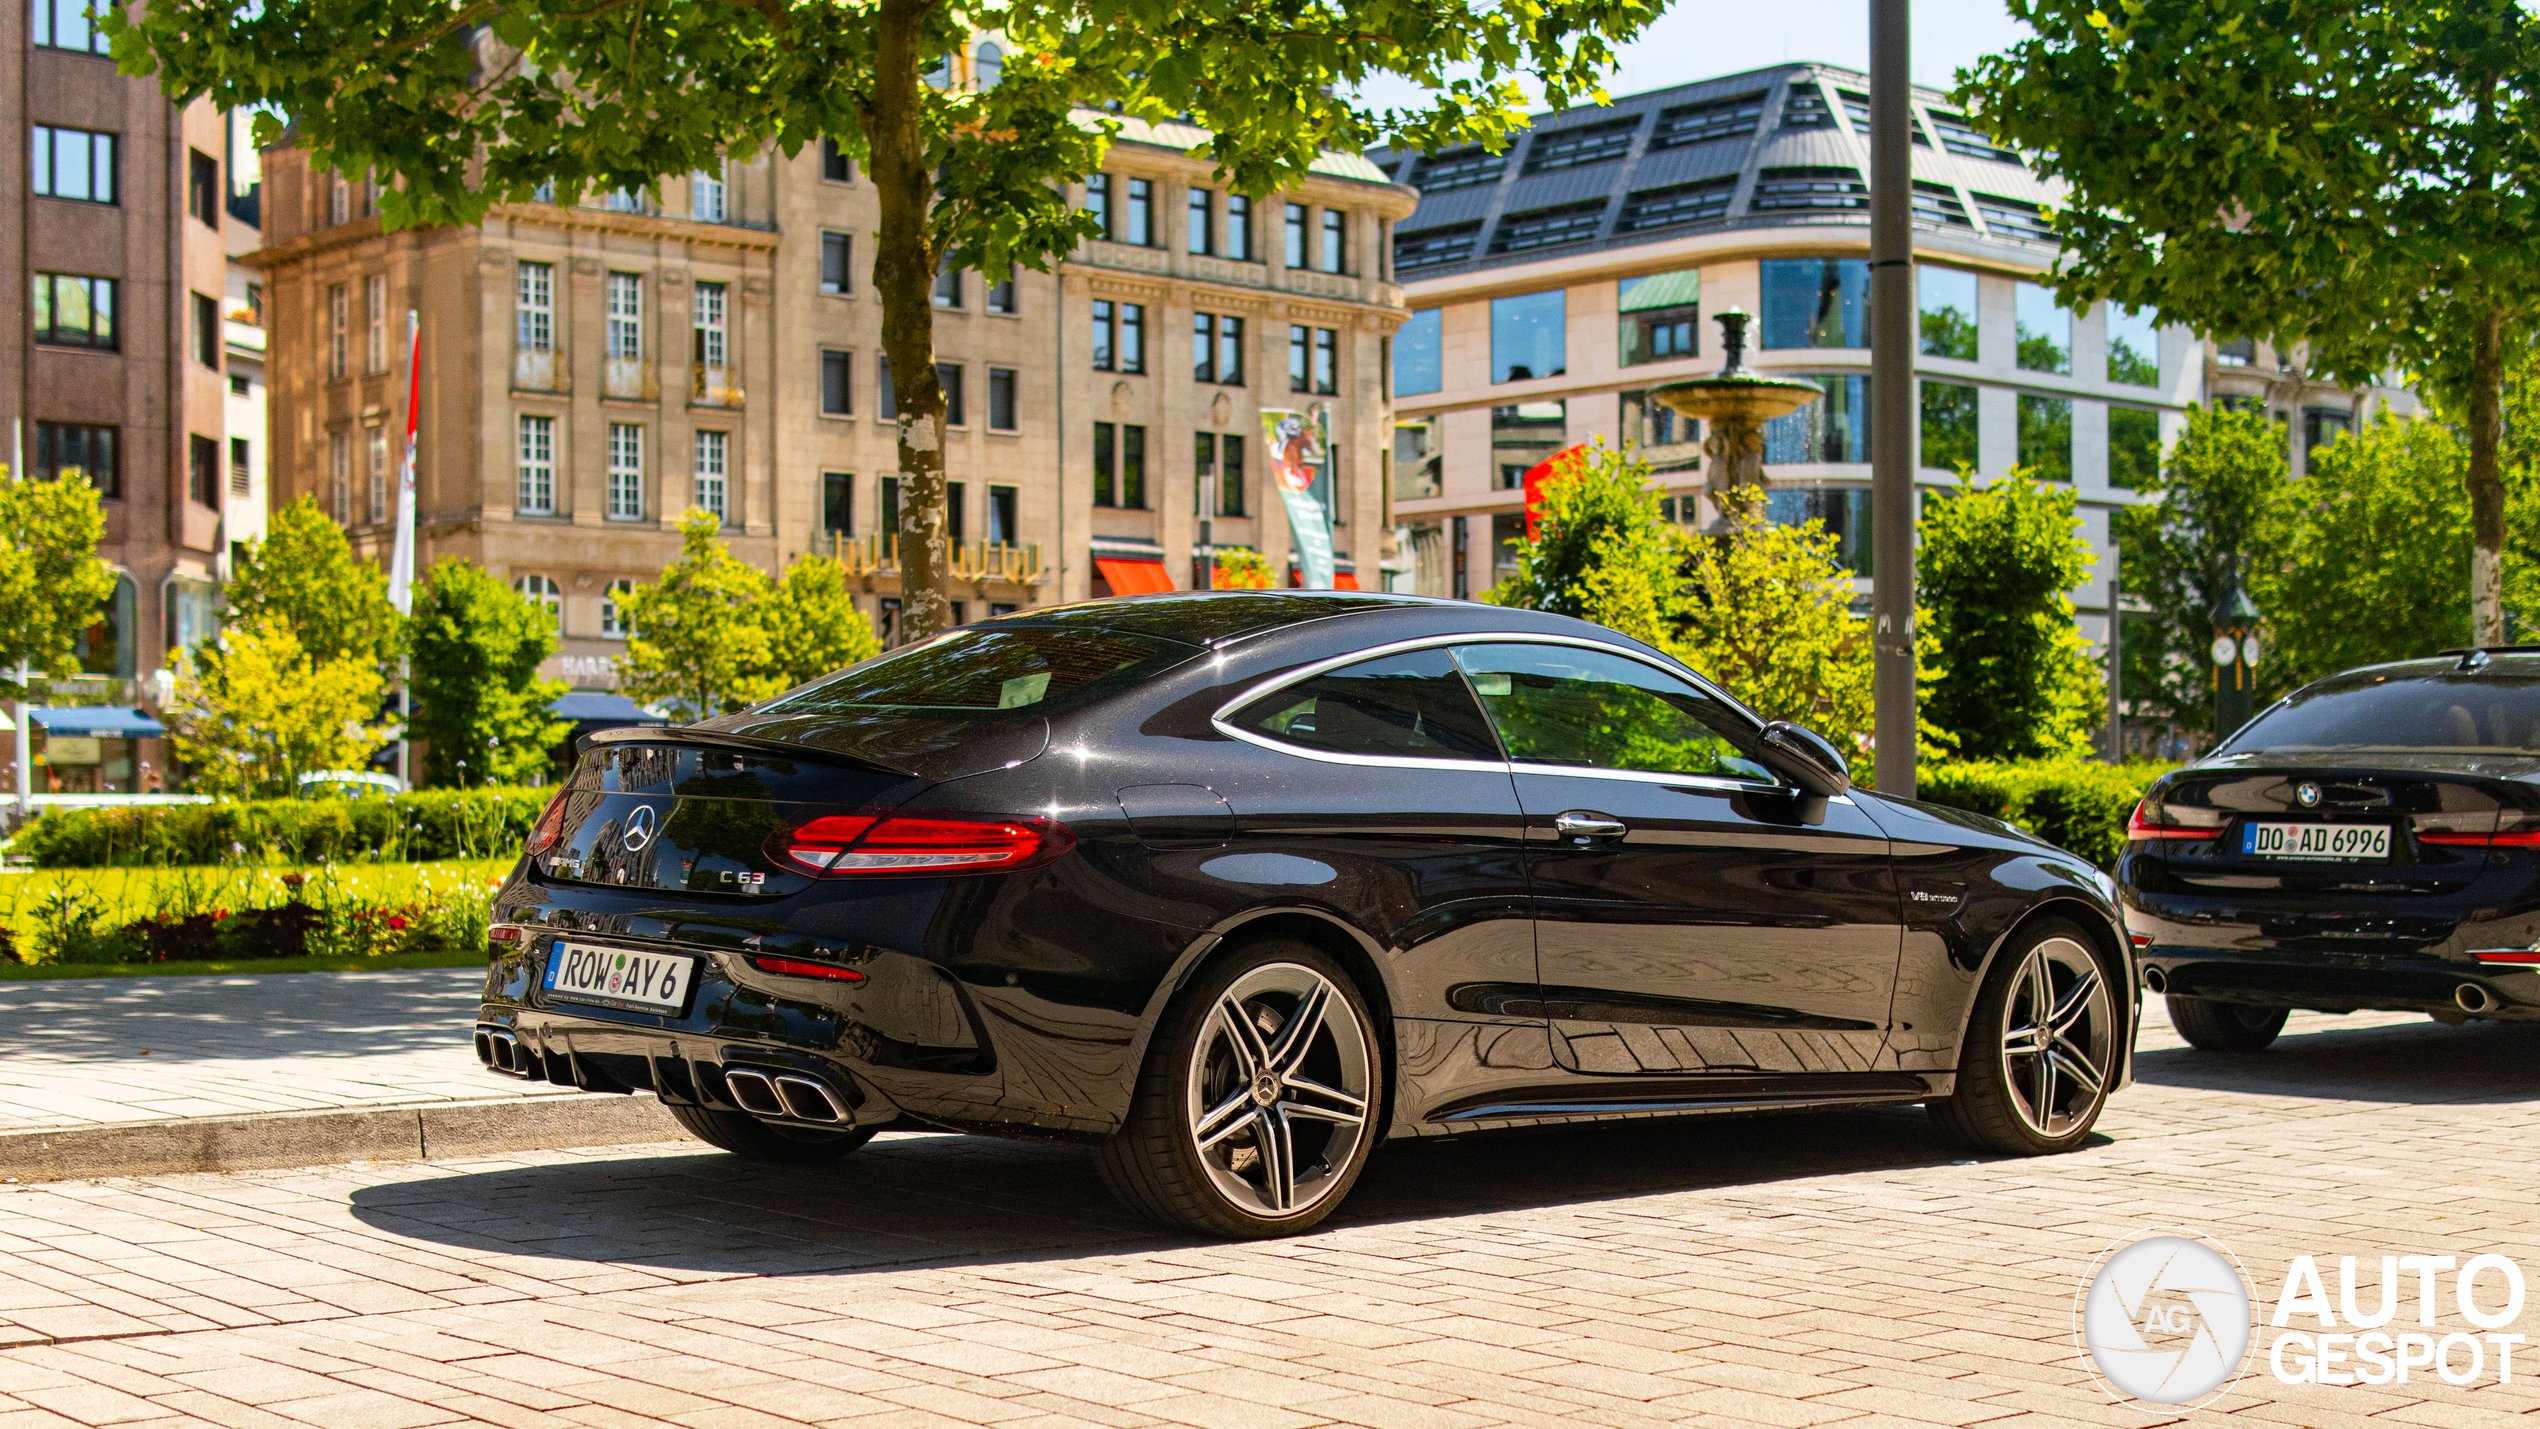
[2106,578,2123,764]
[11,422,26,819]
[1869,0,1917,796]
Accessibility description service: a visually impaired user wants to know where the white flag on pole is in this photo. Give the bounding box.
[387,310,421,615]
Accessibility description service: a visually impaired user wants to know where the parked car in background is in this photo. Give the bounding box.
[2122,647,2540,1050]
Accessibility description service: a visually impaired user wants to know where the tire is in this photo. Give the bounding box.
[1929,918,2122,1156]
[666,1100,877,1163]
[2167,995,2288,1052]
[1094,939,1382,1238]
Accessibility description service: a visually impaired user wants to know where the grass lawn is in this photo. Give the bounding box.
[0,950,487,981]
[0,858,513,971]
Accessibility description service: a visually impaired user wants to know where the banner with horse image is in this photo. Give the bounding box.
[1261,408,1335,588]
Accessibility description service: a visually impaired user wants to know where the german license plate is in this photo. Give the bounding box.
[2241,823,2391,861]
[543,942,696,1014]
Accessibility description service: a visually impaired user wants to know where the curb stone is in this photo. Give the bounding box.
[0,1093,686,1182]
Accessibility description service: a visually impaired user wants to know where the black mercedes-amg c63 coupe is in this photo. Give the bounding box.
[477,592,2135,1236]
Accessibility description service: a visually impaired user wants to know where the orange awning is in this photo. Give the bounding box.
[1333,572,1361,590]
[1095,557,1176,596]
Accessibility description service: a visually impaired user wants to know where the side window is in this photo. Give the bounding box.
[1228,648,1501,761]
[1452,643,1775,782]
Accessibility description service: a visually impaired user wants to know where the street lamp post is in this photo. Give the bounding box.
[2211,586,2263,740]
[1869,0,1917,795]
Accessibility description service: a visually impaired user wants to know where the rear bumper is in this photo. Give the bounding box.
[2139,950,2540,1018]
[473,1012,899,1131]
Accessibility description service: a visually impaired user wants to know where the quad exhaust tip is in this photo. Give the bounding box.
[774,1075,847,1123]
[721,1067,849,1123]
[2142,966,2169,995]
[2457,983,2497,1015]
[475,1028,526,1075]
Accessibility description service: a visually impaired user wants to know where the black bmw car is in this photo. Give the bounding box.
[477,592,2134,1237]
[2124,648,2540,1051]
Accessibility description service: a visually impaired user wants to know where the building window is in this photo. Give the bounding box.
[1394,309,1441,397]
[2109,406,2161,490]
[187,436,218,507]
[693,280,727,370]
[1781,84,1836,128]
[820,232,852,294]
[945,481,966,542]
[328,431,349,523]
[937,362,966,427]
[988,367,1017,431]
[328,174,350,225]
[33,272,116,350]
[1491,401,1566,490]
[1618,179,1733,233]
[365,273,388,371]
[694,430,728,521]
[1618,391,1696,458]
[691,167,725,221]
[1912,182,1973,228]
[2108,305,2160,386]
[1288,324,1310,393]
[1409,147,1505,192]
[1619,269,1698,367]
[1220,434,1246,516]
[327,282,348,375]
[821,138,855,182]
[1225,195,1253,260]
[517,261,554,351]
[1092,300,1114,371]
[1760,258,1870,349]
[1490,289,1565,382]
[2303,407,2353,455]
[1750,165,1867,213]
[607,423,645,519]
[244,282,263,323]
[2015,281,2071,373]
[2018,393,2073,479]
[1284,203,1307,268]
[192,291,221,367]
[188,150,218,226]
[1919,267,1978,360]
[975,40,1004,87]
[1193,313,1244,384]
[822,471,854,537]
[1093,423,1147,508]
[1395,222,1480,271]
[35,422,118,496]
[601,578,635,638]
[986,275,1016,313]
[1093,422,1116,507]
[514,574,562,633]
[1093,301,1144,374]
[31,125,117,203]
[820,348,854,415]
[1921,381,1979,472]
[1764,375,1870,463]
[1083,172,1111,237]
[367,427,389,522]
[1188,187,1213,255]
[2215,336,2255,367]
[516,415,555,514]
[1974,191,2053,242]
[933,265,963,308]
[1764,488,1873,575]
[30,0,112,53]
[1523,117,1641,176]
[1652,91,1765,150]
[1320,209,1346,272]
[1313,328,1337,395]
[1490,201,1606,255]
[228,437,251,495]
[988,484,1017,544]
[1123,177,1154,246]
[1929,109,2021,163]
[606,272,643,359]
[882,475,901,536]
[879,354,895,419]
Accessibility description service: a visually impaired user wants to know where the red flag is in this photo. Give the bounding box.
[1522,444,1590,540]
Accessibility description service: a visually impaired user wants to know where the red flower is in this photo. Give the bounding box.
[386,915,409,931]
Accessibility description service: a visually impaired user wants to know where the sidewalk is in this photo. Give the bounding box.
[0,970,679,1179]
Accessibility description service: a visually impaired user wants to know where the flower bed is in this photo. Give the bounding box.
[11,788,549,868]
[0,859,511,966]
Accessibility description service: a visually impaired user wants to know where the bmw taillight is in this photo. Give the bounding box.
[2424,810,2540,848]
[772,812,1074,876]
[2128,797,2223,841]
[525,790,571,856]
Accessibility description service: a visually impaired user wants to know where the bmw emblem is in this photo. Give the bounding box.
[2295,782,2322,808]
[621,803,660,852]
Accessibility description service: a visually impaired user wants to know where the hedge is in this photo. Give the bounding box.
[1914,760,2174,870]
[14,788,550,868]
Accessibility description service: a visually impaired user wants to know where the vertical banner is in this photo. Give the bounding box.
[1262,409,1336,588]
[387,311,421,615]
[1521,443,1589,540]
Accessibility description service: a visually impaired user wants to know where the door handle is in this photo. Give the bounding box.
[1553,811,1627,843]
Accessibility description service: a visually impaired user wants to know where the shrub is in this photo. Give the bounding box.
[1915,759,2174,869]
[15,787,549,868]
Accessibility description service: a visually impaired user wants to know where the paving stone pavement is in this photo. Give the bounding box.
[0,972,579,1130]
[0,999,2534,1429]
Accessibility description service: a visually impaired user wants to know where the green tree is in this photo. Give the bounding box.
[1678,493,1874,751]
[0,469,116,698]
[1962,2,2540,643]
[762,554,882,691]
[1919,470,2105,761]
[166,621,389,799]
[1480,442,1691,652]
[112,0,1661,648]
[2115,405,2284,734]
[225,497,403,666]
[616,509,883,715]
[408,559,570,786]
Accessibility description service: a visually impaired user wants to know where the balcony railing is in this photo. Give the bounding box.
[832,534,1044,584]
[691,363,744,407]
[604,359,655,401]
[514,348,563,392]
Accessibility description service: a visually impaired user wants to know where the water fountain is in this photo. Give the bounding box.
[1647,309,1823,524]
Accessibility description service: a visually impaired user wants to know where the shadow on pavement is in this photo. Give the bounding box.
[348,1102,1969,1275]
[2134,1013,2540,1104]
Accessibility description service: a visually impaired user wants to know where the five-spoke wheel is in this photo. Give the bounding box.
[1930,920,2121,1154]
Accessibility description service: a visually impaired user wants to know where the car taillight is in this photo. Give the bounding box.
[525,791,571,855]
[2425,810,2540,848]
[772,811,1074,876]
[748,955,868,982]
[2128,798,2222,841]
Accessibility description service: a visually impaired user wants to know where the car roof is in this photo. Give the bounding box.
[971,591,1464,647]
[2312,651,2540,687]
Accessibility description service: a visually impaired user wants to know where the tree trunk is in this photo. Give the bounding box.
[2469,306,2507,646]
[868,0,950,643]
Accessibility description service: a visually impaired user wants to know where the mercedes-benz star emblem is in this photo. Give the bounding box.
[621,803,660,853]
[2295,782,2322,808]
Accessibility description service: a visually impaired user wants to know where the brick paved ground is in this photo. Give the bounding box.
[0,1001,2535,1428]
[0,972,578,1130]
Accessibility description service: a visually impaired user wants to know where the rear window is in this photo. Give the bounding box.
[2218,672,2540,754]
[755,626,1198,717]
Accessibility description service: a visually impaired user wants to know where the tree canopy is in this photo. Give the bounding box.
[0,470,116,698]
[165,622,390,800]
[616,508,882,716]
[2115,404,2283,734]
[408,558,570,786]
[1918,471,2105,762]
[225,497,404,668]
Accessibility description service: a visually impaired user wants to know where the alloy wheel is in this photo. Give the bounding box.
[1996,936,2116,1138]
[1184,962,1373,1220]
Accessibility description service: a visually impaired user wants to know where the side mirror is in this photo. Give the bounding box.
[1757,721,1852,799]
